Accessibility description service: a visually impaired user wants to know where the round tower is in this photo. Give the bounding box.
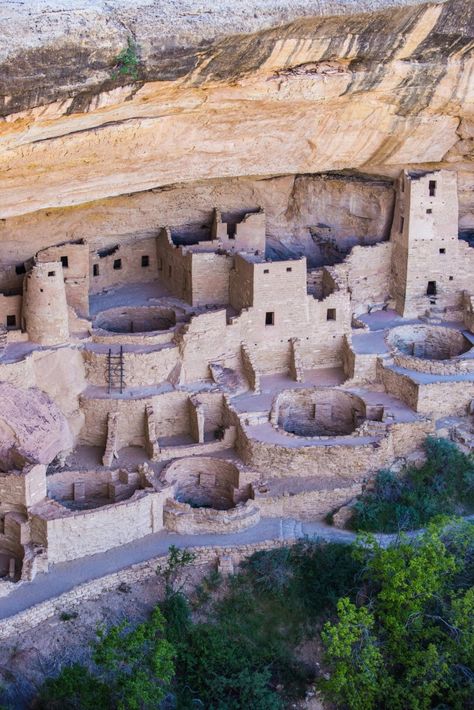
[22,261,69,345]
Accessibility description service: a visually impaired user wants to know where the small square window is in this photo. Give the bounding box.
[48,271,55,277]
[426,208,432,214]
[265,311,274,326]
[113,259,122,270]
[93,264,99,276]
[327,308,336,321]
[6,315,16,328]
[60,255,69,268]
[263,269,269,274]
[141,255,150,268]
[449,276,454,281]
[15,264,26,275]
[439,248,446,254]
[286,267,292,272]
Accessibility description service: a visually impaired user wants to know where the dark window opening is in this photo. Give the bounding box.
[60,255,69,268]
[327,308,336,321]
[141,255,150,268]
[439,248,446,254]
[15,264,26,275]
[400,216,404,233]
[48,271,55,277]
[426,208,432,214]
[265,311,274,326]
[286,267,292,272]
[263,269,269,274]
[449,276,454,281]
[93,264,99,277]
[113,259,122,270]
[429,180,436,197]
[427,281,437,296]
[97,245,119,259]
[227,223,236,240]
[6,315,16,328]
[168,265,172,277]
[158,258,163,271]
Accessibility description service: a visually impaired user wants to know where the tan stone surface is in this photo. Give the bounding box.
[0,0,472,223]
[0,383,72,470]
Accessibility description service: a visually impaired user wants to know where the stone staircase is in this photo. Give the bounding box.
[279,518,303,540]
[357,419,388,437]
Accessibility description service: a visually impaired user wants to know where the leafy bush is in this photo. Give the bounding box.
[351,437,474,532]
[321,520,474,710]
[172,621,284,709]
[37,607,175,710]
[37,665,109,710]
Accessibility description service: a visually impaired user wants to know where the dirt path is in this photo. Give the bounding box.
[4,513,470,621]
[0,517,365,620]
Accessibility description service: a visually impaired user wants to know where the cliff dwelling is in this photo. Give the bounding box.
[0,166,473,590]
[0,0,471,627]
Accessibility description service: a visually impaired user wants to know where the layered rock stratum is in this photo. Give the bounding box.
[0,0,473,259]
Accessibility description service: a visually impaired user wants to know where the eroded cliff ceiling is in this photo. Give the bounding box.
[0,0,473,269]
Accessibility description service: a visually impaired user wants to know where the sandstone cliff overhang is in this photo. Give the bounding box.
[0,0,472,219]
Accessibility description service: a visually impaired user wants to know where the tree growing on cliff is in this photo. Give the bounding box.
[112,37,140,80]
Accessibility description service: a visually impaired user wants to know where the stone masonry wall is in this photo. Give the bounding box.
[90,237,159,295]
[0,293,22,332]
[30,490,165,564]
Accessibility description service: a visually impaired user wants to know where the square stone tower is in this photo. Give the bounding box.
[390,170,462,319]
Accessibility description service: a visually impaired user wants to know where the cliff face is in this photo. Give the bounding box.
[0,0,473,245]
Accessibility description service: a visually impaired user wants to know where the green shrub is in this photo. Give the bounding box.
[37,665,109,709]
[173,623,283,709]
[112,37,140,80]
[37,607,175,710]
[321,520,474,710]
[352,437,474,533]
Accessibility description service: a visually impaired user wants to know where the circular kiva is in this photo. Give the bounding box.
[94,306,177,334]
[161,457,248,511]
[271,388,371,438]
[386,325,473,374]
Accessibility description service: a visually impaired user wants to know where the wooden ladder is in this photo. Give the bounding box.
[107,346,125,394]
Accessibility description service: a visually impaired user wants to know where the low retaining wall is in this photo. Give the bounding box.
[0,538,296,639]
[164,499,261,534]
[237,425,394,479]
[255,483,362,521]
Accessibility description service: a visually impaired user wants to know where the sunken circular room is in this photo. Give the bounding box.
[271,388,377,438]
[94,306,178,334]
